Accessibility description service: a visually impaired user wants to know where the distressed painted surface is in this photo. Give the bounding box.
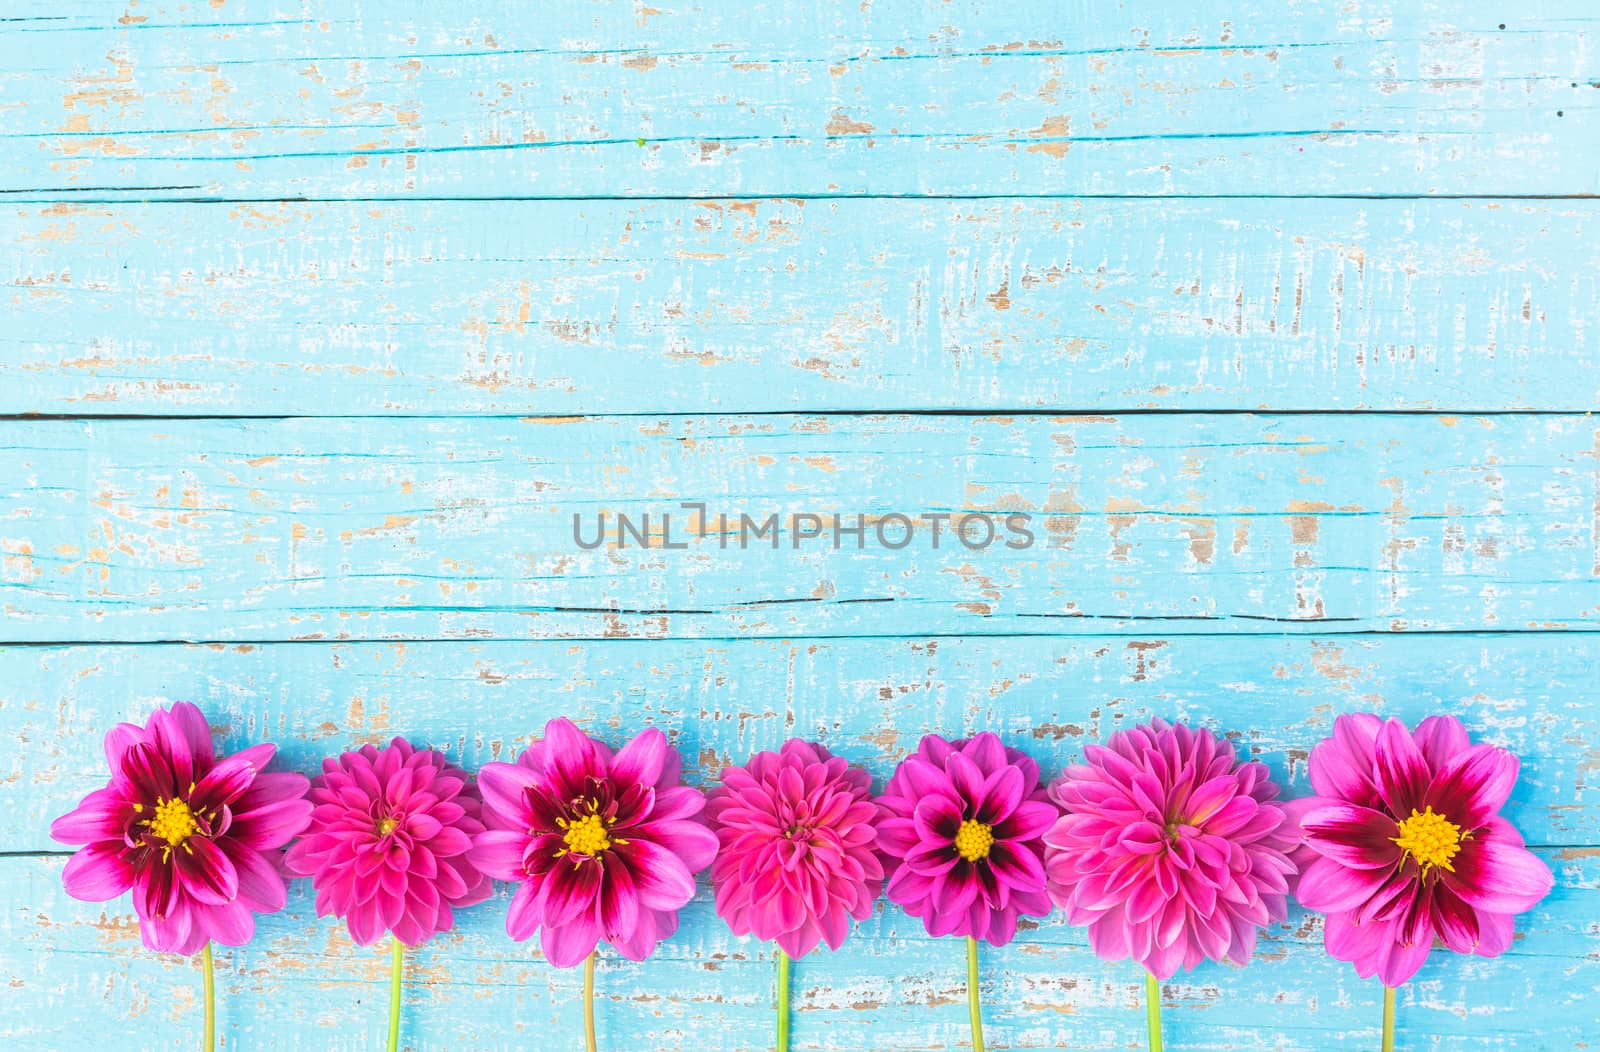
[6,636,1598,851]
[2,414,1599,640]
[7,199,1600,415]
[3,638,1598,1049]
[0,1,1596,198]
[6,0,1600,1049]
[6,850,1597,1051]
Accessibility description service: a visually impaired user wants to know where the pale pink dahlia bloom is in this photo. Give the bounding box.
[1043,718,1307,979]
[285,737,493,946]
[470,718,718,967]
[877,732,1057,947]
[707,739,885,957]
[1298,713,1554,987]
[50,701,312,955]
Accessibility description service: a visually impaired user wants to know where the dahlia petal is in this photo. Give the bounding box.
[472,829,531,880]
[228,795,313,850]
[1376,930,1433,988]
[1374,718,1430,818]
[174,836,239,906]
[599,852,640,941]
[541,718,603,799]
[542,859,603,928]
[1473,910,1517,957]
[103,722,145,773]
[648,786,706,824]
[609,907,663,962]
[50,788,131,845]
[141,903,200,956]
[617,838,698,911]
[477,762,540,826]
[1425,744,1518,832]
[962,733,1008,776]
[993,800,1058,843]
[987,841,1046,897]
[975,765,1025,826]
[542,914,603,968]
[191,742,276,810]
[120,742,176,802]
[61,843,135,902]
[226,843,288,913]
[1302,803,1401,869]
[1295,856,1390,914]
[1412,715,1470,770]
[195,899,256,947]
[506,881,542,941]
[610,727,668,792]
[1431,884,1480,953]
[1309,713,1383,805]
[1443,827,1553,915]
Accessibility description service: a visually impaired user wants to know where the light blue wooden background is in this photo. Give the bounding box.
[2,1,1597,1049]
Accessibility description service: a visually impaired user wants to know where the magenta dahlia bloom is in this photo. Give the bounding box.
[285,737,493,946]
[1298,713,1554,987]
[1042,719,1307,979]
[470,718,717,967]
[707,739,885,957]
[49,701,312,955]
[877,732,1056,946]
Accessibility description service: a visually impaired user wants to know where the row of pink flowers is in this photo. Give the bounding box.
[52,704,1554,989]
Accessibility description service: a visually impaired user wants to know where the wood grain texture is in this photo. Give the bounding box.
[9,0,1600,1048]
[4,850,1595,1051]
[8,636,1596,853]
[2,414,1599,641]
[5,638,1597,1049]
[0,1,1595,199]
[7,198,1600,415]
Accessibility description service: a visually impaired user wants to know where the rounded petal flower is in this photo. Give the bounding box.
[706,739,885,958]
[284,737,492,947]
[1298,713,1554,987]
[468,718,715,967]
[1042,718,1304,980]
[876,733,1056,947]
[49,701,311,956]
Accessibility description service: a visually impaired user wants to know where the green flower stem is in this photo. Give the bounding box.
[776,946,791,1052]
[584,951,598,1052]
[1145,972,1163,1052]
[200,942,215,1052]
[966,936,986,1052]
[1382,985,1396,1052]
[387,937,404,1052]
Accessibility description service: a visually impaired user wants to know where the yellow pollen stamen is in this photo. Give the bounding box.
[378,816,399,837]
[954,819,995,863]
[562,813,613,858]
[149,797,199,848]
[1392,805,1463,874]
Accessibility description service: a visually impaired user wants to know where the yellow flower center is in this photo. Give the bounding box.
[1393,805,1463,873]
[149,798,198,847]
[954,819,995,863]
[377,816,399,836]
[561,813,613,857]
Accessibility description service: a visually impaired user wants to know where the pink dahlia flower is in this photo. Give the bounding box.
[285,737,493,946]
[1042,719,1307,979]
[49,701,312,955]
[707,739,885,958]
[470,717,718,967]
[1298,713,1554,987]
[877,732,1056,946]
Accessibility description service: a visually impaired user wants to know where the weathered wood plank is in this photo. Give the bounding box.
[8,636,1595,854]
[4,849,1595,1050]
[7,198,1600,415]
[1,414,1597,640]
[0,1,1595,199]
